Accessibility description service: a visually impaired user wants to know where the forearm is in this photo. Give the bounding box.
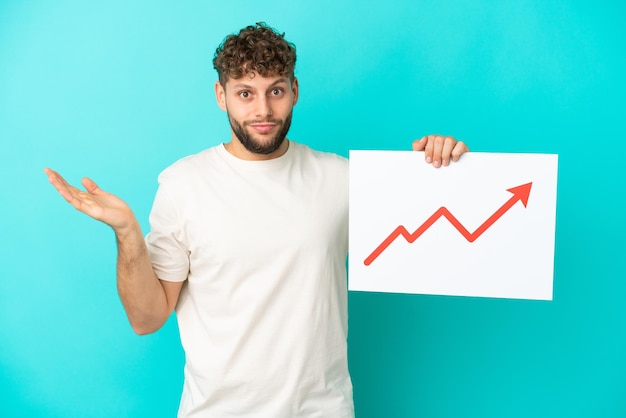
[44,168,173,333]
[115,221,171,335]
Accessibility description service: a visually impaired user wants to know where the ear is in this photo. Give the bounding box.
[215,81,227,111]
[291,77,299,106]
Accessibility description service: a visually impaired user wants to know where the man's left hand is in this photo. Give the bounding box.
[412,135,469,168]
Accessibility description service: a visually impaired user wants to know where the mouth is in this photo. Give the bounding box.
[248,123,278,135]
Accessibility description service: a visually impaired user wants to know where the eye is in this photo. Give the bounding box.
[271,88,283,96]
[238,91,251,99]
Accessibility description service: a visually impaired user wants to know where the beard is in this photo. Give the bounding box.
[228,112,293,155]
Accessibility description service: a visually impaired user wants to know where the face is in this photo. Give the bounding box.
[215,73,299,160]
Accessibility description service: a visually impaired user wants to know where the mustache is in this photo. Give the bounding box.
[243,118,283,126]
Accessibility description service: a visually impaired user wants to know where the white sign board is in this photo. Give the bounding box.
[349,151,558,300]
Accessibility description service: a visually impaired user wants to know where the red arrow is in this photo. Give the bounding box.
[363,182,533,266]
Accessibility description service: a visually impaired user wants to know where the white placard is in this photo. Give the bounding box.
[349,151,558,300]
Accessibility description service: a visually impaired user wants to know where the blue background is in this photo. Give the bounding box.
[1,1,625,416]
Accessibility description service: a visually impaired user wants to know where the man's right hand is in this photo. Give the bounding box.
[45,167,181,334]
[44,168,135,233]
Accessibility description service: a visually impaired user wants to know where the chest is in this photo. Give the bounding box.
[179,169,348,271]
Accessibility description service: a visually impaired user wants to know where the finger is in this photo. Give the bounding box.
[412,136,428,151]
[440,137,457,167]
[430,135,445,168]
[45,168,111,222]
[82,177,102,195]
[45,168,100,213]
[44,168,80,202]
[44,168,68,189]
[451,141,469,162]
[423,135,435,164]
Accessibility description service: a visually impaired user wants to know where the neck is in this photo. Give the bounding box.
[224,138,290,161]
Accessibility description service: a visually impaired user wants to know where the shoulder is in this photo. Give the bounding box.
[291,142,348,171]
[157,146,221,185]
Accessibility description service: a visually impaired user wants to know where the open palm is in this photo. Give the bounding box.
[44,168,135,231]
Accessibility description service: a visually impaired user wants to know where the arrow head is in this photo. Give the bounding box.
[506,182,533,207]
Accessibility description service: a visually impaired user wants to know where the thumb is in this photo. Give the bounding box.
[81,177,101,194]
[412,136,428,151]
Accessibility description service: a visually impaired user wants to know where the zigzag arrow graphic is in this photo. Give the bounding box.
[363,182,533,266]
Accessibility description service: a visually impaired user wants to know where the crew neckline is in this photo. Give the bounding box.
[216,140,295,171]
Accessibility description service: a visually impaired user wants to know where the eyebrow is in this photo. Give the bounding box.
[231,78,289,90]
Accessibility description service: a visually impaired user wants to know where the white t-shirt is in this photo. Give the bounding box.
[146,141,354,417]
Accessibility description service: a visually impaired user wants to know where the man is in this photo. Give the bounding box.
[45,23,468,417]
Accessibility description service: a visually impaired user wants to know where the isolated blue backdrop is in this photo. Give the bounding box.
[1,1,625,417]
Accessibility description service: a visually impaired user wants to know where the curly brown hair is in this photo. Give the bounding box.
[213,22,297,86]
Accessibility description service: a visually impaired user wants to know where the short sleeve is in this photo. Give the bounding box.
[145,182,190,282]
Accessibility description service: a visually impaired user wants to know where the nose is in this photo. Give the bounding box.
[255,96,273,119]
